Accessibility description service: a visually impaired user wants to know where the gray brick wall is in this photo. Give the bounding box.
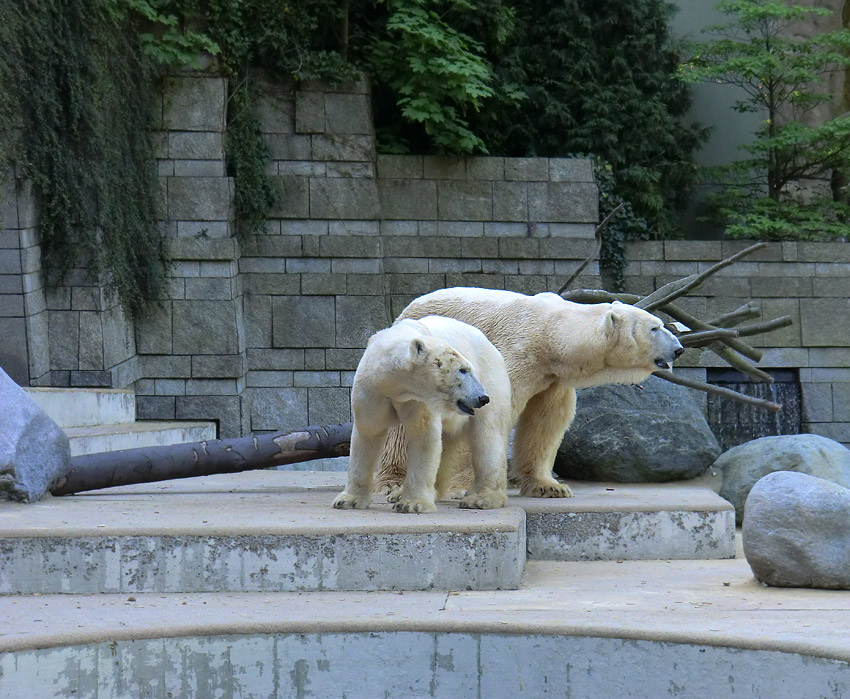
[4,73,850,449]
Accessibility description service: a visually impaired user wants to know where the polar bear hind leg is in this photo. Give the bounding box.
[511,381,574,498]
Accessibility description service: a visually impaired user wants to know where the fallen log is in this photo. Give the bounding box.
[49,423,352,496]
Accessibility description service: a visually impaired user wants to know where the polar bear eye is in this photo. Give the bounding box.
[651,326,660,332]
[459,367,469,374]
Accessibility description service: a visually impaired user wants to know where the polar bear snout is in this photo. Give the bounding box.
[653,330,684,369]
[456,393,489,416]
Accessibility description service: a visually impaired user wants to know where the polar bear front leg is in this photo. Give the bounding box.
[512,382,574,498]
[459,422,508,509]
[333,424,386,510]
[393,409,442,514]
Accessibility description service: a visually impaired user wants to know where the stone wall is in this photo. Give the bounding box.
[1,73,849,448]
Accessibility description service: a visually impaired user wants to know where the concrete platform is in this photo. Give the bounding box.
[24,387,136,428]
[0,476,526,594]
[64,420,218,456]
[521,481,735,561]
[1,555,849,697]
[0,472,735,595]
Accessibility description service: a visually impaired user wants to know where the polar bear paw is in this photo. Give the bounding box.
[333,492,371,509]
[374,479,402,496]
[520,478,573,498]
[385,486,403,503]
[459,490,507,510]
[392,497,438,514]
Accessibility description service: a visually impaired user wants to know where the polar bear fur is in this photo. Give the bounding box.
[375,288,684,498]
[333,315,512,513]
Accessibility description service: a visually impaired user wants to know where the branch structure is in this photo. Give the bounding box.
[560,242,792,411]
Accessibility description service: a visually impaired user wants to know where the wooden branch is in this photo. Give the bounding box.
[633,273,700,312]
[561,289,640,304]
[50,423,352,496]
[708,343,774,383]
[636,242,767,312]
[708,301,761,328]
[659,302,764,363]
[734,316,794,337]
[653,370,782,412]
[557,202,625,294]
[679,328,740,346]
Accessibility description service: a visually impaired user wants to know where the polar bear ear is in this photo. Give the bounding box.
[410,338,427,361]
[603,308,621,333]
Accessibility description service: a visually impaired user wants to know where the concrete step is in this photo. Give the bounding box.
[520,480,735,561]
[0,473,525,594]
[1,554,849,697]
[65,420,218,456]
[0,472,734,596]
[24,387,136,428]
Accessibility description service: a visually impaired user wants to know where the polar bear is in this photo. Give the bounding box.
[333,314,512,513]
[376,288,684,498]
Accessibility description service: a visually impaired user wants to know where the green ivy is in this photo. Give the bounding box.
[227,85,276,238]
[0,0,168,318]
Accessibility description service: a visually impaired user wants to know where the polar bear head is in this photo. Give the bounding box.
[602,301,684,373]
[408,335,490,416]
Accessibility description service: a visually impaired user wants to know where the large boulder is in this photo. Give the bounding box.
[743,470,850,589]
[553,375,721,482]
[715,434,850,525]
[0,368,70,502]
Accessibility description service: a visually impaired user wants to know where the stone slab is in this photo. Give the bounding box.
[23,387,135,429]
[0,484,525,594]
[63,421,217,457]
[521,481,736,561]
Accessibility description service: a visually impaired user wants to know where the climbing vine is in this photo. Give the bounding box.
[0,0,169,318]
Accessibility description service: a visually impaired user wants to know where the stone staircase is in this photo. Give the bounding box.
[23,386,217,456]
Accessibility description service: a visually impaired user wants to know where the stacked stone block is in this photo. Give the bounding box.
[6,71,850,447]
[0,170,43,386]
[135,76,248,438]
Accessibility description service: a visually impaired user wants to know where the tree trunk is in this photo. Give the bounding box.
[49,423,352,496]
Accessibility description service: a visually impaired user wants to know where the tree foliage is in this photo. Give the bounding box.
[470,0,707,235]
[680,0,850,240]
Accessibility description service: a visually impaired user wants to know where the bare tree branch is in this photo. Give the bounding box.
[708,301,761,327]
[557,203,625,294]
[653,370,782,412]
[636,242,767,311]
[679,328,740,346]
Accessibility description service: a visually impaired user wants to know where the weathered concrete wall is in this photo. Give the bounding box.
[2,632,849,698]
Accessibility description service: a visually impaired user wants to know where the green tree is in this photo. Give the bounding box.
[680,0,850,240]
[471,0,706,235]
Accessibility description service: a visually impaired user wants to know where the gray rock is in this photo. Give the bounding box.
[742,470,850,589]
[0,368,70,502]
[716,434,850,525]
[554,376,721,482]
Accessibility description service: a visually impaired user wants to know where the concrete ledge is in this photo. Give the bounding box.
[0,487,525,593]
[64,420,217,456]
[1,556,850,697]
[521,482,736,561]
[23,387,135,428]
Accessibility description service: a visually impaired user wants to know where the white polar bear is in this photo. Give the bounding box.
[376,288,684,498]
[333,314,512,514]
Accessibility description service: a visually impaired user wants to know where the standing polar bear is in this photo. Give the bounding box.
[333,315,512,513]
[376,288,684,498]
